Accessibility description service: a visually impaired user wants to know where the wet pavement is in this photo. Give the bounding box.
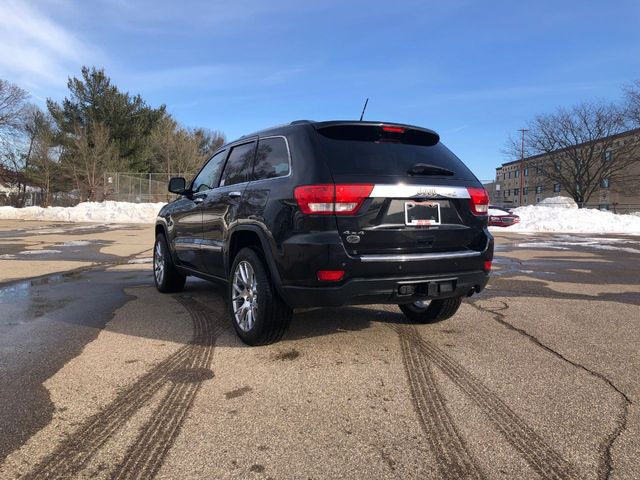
[0,223,638,479]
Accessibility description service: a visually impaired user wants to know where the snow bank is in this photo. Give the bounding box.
[538,196,578,209]
[496,205,640,234]
[0,201,165,224]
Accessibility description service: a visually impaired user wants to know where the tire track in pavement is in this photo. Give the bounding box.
[22,296,219,480]
[399,333,485,479]
[111,297,217,479]
[396,323,580,480]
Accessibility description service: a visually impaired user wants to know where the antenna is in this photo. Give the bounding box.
[359,98,369,121]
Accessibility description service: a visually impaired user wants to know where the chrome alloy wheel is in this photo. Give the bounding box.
[232,260,258,332]
[154,241,165,285]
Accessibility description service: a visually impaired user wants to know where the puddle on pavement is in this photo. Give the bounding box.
[491,256,558,277]
[0,271,87,302]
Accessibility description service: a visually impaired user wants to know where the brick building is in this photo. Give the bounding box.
[492,129,640,212]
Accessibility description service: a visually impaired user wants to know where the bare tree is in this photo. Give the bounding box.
[0,79,29,138]
[624,80,640,127]
[505,102,640,206]
[25,111,59,207]
[72,121,122,201]
[148,116,212,180]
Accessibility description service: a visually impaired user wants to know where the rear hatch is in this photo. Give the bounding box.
[312,122,488,255]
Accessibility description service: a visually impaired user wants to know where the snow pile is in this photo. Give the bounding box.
[538,196,578,209]
[488,207,509,216]
[0,201,165,224]
[499,205,640,234]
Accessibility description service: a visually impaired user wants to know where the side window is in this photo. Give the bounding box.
[253,137,290,180]
[220,142,256,187]
[192,150,227,192]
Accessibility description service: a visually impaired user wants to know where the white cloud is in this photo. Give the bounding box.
[0,1,98,92]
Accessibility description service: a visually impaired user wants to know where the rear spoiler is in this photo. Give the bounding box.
[312,121,440,146]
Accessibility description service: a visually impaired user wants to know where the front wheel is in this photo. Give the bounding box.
[153,233,186,293]
[229,247,292,346]
[398,297,463,324]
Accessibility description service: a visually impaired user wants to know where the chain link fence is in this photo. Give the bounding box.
[103,172,192,203]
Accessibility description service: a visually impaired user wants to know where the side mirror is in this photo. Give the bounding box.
[168,177,187,195]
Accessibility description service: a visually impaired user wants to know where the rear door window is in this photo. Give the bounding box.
[220,141,256,187]
[315,124,476,181]
[253,137,290,180]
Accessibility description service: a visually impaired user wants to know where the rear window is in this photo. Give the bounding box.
[253,137,290,180]
[315,125,476,180]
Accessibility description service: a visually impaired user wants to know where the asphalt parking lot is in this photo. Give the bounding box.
[0,221,638,479]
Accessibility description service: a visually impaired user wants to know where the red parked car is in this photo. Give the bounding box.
[488,206,520,227]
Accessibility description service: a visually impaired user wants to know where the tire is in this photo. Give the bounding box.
[229,247,292,346]
[398,297,463,324]
[153,233,186,293]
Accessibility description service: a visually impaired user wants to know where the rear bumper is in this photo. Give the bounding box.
[272,228,493,308]
[279,270,489,308]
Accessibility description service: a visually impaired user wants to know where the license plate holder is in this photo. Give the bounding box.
[405,201,441,226]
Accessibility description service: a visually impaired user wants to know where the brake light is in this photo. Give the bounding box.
[294,184,373,215]
[483,260,492,272]
[317,270,345,281]
[467,187,489,215]
[382,125,405,133]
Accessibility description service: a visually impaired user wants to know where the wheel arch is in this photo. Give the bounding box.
[226,226,283,290]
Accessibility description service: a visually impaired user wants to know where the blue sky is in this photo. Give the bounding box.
[1,0,639,180]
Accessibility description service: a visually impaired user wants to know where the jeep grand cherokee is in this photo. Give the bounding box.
[154,121,493,345]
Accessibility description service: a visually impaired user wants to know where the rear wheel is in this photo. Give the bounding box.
[398,297,463,324]
[229,247,292,346]
[153,233,186,293]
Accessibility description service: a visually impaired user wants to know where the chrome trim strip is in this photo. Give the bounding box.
[201,244,222,252]
[369,184,470,199]
[357,239,489,263]
[358,250,481,262]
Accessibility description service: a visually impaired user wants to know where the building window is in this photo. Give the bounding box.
[524,167,529,176]
[523,187,529,195]
[553,183,561,193]
[523,197,528,204]
[503,173,506,180]
[535,185,543,194]
[536,165,542,174]
[508,172,512,179]
[536,197,541,203]
[503,190,508,198]
[554,162,561,172]
[600,178,610,189]
[598,204,609,211]
[514,188,520,196]
[515,170,520,178]
[603,150,612,162]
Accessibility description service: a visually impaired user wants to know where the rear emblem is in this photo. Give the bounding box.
[346,235,361,244]
[416,187,438,197]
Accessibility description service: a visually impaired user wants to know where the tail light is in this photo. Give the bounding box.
[467,187,489,215]
[294,184,373,215]
[483,260,492,272]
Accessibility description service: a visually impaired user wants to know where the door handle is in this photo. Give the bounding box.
[228,191,242,199]
[193,196,205,204]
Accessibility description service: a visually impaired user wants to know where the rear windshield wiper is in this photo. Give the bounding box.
[407,163,455,176]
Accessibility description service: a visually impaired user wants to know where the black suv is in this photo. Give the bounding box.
[154,121,493,345]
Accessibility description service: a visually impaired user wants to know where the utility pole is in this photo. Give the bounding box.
[518,128,528,205]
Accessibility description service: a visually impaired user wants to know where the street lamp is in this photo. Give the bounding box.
[518,128,528,205]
